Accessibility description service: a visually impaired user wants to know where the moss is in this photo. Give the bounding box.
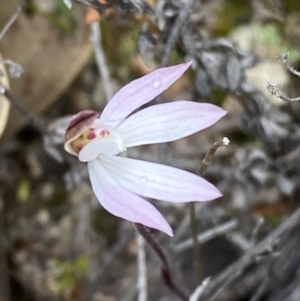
[23,0,77,34]
[47,0,77,34]
[214,1,252,36]
[254,23,282,45]
[210,89,228,106]
[254,23,300,63]
[285,0,300,13]
[51,256,88,295]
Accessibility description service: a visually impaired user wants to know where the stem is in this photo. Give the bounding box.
[135,224,189,301]
[189,138,230,283]
[189,202,203,283]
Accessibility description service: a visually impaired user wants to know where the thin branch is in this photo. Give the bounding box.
[189,137,230,282]
[135,224,189,301]
[0,84,74,163]
[267,83,300,102]
[196,206,300,301]
[267,53,300,102]
[0,2,24,41]
[90,22,113,103]
[156,0,197,161]
[228,232,253,252]
[189,278,210,301]
[251,217,265,245]
[160,0,197,68]
[0,84,47,134]
[188,202,203,283]
[155,0,197,158]
[279,53,300,78]
[137,234,147,301]
[199,137,230,174]
[174,220,238,253]
[174,203,205,241]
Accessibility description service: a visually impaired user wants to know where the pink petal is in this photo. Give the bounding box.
[79,139,120,162]
[100,155,222,202]
[100,61,192,121]
[118,101,227,147]
[88,160,173,236]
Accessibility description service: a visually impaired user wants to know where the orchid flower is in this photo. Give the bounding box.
[64,61,227,236]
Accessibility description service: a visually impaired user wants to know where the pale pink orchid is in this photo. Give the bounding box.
[64,61,227,236]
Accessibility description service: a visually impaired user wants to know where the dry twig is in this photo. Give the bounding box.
[0,85,46,134]
[189,278,210,301]
[268,53,300,102]
[156,0,197,162]
[0,2,24,41]
[196,206,300,301]
[189,137,230,283]
[199,137,230,175]
[174,220,238,253]
[135,224,189,301]
[0,55,10,138]
[90,22,113,103]
[159,0,197,68]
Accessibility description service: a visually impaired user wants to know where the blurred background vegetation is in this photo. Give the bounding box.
[1,1,300,301]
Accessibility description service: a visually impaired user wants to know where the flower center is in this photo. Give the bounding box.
[64,110,125,158]
[70,128,112,154]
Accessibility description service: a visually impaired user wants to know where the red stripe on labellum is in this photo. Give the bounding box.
[65,110,100,143]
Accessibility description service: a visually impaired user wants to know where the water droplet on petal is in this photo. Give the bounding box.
[153,81,161,88]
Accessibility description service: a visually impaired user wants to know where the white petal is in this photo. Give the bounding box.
[88,160,173,236]
[117,101,227,147]
[79,139,120,162]
[100,61,192,121]
[100,155,222,202]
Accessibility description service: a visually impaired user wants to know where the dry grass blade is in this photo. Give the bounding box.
[0,53,10,138]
